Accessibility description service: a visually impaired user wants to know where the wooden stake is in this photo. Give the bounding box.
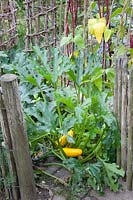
[116,58,122,167]
[0,89,20,200]
[0,144,9,198]
[113,59,119,117]
[127,66,133,190]
[1,74,36,200]
[83,0,88,65]
[121,57,128,172]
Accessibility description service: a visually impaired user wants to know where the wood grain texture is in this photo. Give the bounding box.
[0,89,20,200]
[127,66,133,190]
[121,57,128,172]
[1,74,36,200]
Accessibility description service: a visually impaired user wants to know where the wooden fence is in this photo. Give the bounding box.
[24,0,57,51]
[0,74,36,200]
[114,56,133,190]
[0,0,85,53]
[0,0,17,50]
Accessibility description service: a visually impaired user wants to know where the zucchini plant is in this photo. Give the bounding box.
[2,46,124,193]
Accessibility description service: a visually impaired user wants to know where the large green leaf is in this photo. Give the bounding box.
[102,159,125,192]
[26,75,38,87]
[104,28,112,43]
[91,68,104,82]
[94,78,102,91]
[59,115,76,134]
[67,70,77,85]
[0,51,8,58]
[60,34,73,46]
[25,101,57,132]
[105,68,115,82]
[75,105,84,123]
[110,8,122,19]
[74,34,85,48]
[33,46,48,67]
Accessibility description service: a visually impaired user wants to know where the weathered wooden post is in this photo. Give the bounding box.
[114,58,122,167]
[127,66,133,190]
[113,59,119,118]
[0,89,20,200]
[0,142,9,198]
[121,57,128,172]
[1,74,36,200]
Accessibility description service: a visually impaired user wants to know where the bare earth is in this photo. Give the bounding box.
[1,158,133,200]
[36,180,133,200]
[36,160,133,200]
[91,183,133,200]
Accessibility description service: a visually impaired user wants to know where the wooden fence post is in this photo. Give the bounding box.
[113,59,119,118]
[121,57,128,172]
[115,58,122,166]
[127,66,133,190]
[0,89,20,200]
[0,144,9,198]
[1,74,36,200]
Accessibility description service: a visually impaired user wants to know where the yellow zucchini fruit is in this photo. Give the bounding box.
[63,148,82,157]
[59,130,74,146]
[59,135,67,146]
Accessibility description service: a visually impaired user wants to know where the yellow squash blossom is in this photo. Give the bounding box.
[99,17,106,24]
[88,18,97,35]
[93,22,106,43]
[88,17,106,43]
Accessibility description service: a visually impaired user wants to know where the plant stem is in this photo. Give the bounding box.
[83,0,89,66]
[25,114,36,125]
[98,0,101,17]
[102,0,105,17]
[39,87,45,102]
[57,103,63,127]
[78,86,81,103]
[43,162,68,169]
[52,150,65,161]
[45,135,57,147]
[35,167,68,186]
[81,131,105,163]
[105,0,109,24]
[116,0,128,46]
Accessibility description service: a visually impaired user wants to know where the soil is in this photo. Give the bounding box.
[0,180,133,200]
[1,156,133,200]
[91,183,133,200]
[36,175,133,200]
[35,156,133,200]
[36,172,133,200]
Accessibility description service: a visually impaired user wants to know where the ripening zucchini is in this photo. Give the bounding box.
[63,148,82,157]
[59,130,74,146]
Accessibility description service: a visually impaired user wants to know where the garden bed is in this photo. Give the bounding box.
[33,156,133,200]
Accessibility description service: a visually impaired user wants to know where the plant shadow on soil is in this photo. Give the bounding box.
[36,176,133,200]
[0,155,133,200]
[34,156,133,200]
[35,155,93,200]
